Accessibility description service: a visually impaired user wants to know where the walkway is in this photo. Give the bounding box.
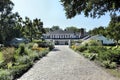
[18,45,119,80]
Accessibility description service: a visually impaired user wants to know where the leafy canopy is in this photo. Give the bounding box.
[60,0,120,18]
[106,15,120,44]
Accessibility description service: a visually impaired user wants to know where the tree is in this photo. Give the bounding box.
[44,28,51,33]
[106,15,120,45]
[60,0,120,18]
[22,17,45,41]
[33,18,45,39]
[51,26,60,31]
[0,0,14,13]
[0,0,45,44]
[65,26,79,32]
[89,26,105,35]
[0,0,15,43]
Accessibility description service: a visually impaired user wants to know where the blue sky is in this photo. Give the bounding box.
[11,0,111,31]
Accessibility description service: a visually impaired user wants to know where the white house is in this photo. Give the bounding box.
[43,30,87,45]
[82,35,115,45]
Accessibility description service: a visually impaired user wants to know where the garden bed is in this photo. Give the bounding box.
[0,41,54,80]
[71,40,120,78]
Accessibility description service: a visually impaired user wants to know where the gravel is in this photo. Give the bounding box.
[17,45,119,80]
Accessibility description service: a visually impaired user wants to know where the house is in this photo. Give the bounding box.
[43,29,87,45]
[82,35,115,45]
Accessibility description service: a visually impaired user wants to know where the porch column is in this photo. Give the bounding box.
[68,40,71,46]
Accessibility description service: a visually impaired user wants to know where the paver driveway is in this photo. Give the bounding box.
[18,45,119,80]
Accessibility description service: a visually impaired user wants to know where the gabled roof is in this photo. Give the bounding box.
[82,35,115,44]
[46,30,80,34]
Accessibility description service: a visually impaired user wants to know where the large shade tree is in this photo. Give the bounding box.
[22,17,45,41]
[0,0,15,43]
[60,0,120,18]
[89,26,106,36]
[106,15,120,45]
[0,0,45,45]
[33,18,45,39]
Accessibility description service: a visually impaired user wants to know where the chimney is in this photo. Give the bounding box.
[80,28,85,38]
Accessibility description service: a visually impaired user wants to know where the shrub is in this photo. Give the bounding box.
[87,46,99,53]
[27,43,34,49]
[48,43,54,51]
[98,50,120,63]
[97,50,111,62]
[41,50,49,57]
[82,53,91,58]
[89,53,98,61]
[16,56,31,65]
[109,50,120,63]
[102,60,111,68]
[82,53,97,61]
[0,61,6,68]
[102,60,117,69]
[10,63,32,79]
[87,40,102,46]
[87,46,107,53]
[15,43,29,57]
[2,48,15,64]
[18,43,26,55]
[29,51,39,61]
[32,43,38,49]
[71,45,77,51]
[7,62,13,69]
[32,40,42,43]
[38,42,48,48]
[0,69,12,80]
[76,45,87,52]
[0,52,4,61]
[109,62,117,69]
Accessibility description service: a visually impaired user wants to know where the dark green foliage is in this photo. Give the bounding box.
[106,15,120,45]
[29,51,39,61]
[76,46,87,52]
[19,44,25,55]
[65,26,80,32]
[89,26,106,36]
[72,39,120,69]
[0,43,49,80]
[16,56,31,65]
[102,60,117,69]
[33,40,54,50]
[27,43,34,49]
[87,46,106,53]
[0,69,12,80]
[48,43,54,51]
[0,61,6,69]
[89,54,97,61]
[32,40,43,43]
[10,63,32,79]
[15,43,27,56]
[87,40,102,46]
[61,0,120,18]
[98,50,120,63]
[82,53,97,61]
[38,42,48,48]
[51,26,60,31]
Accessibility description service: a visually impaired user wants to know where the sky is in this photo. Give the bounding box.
[11,0,111,31]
